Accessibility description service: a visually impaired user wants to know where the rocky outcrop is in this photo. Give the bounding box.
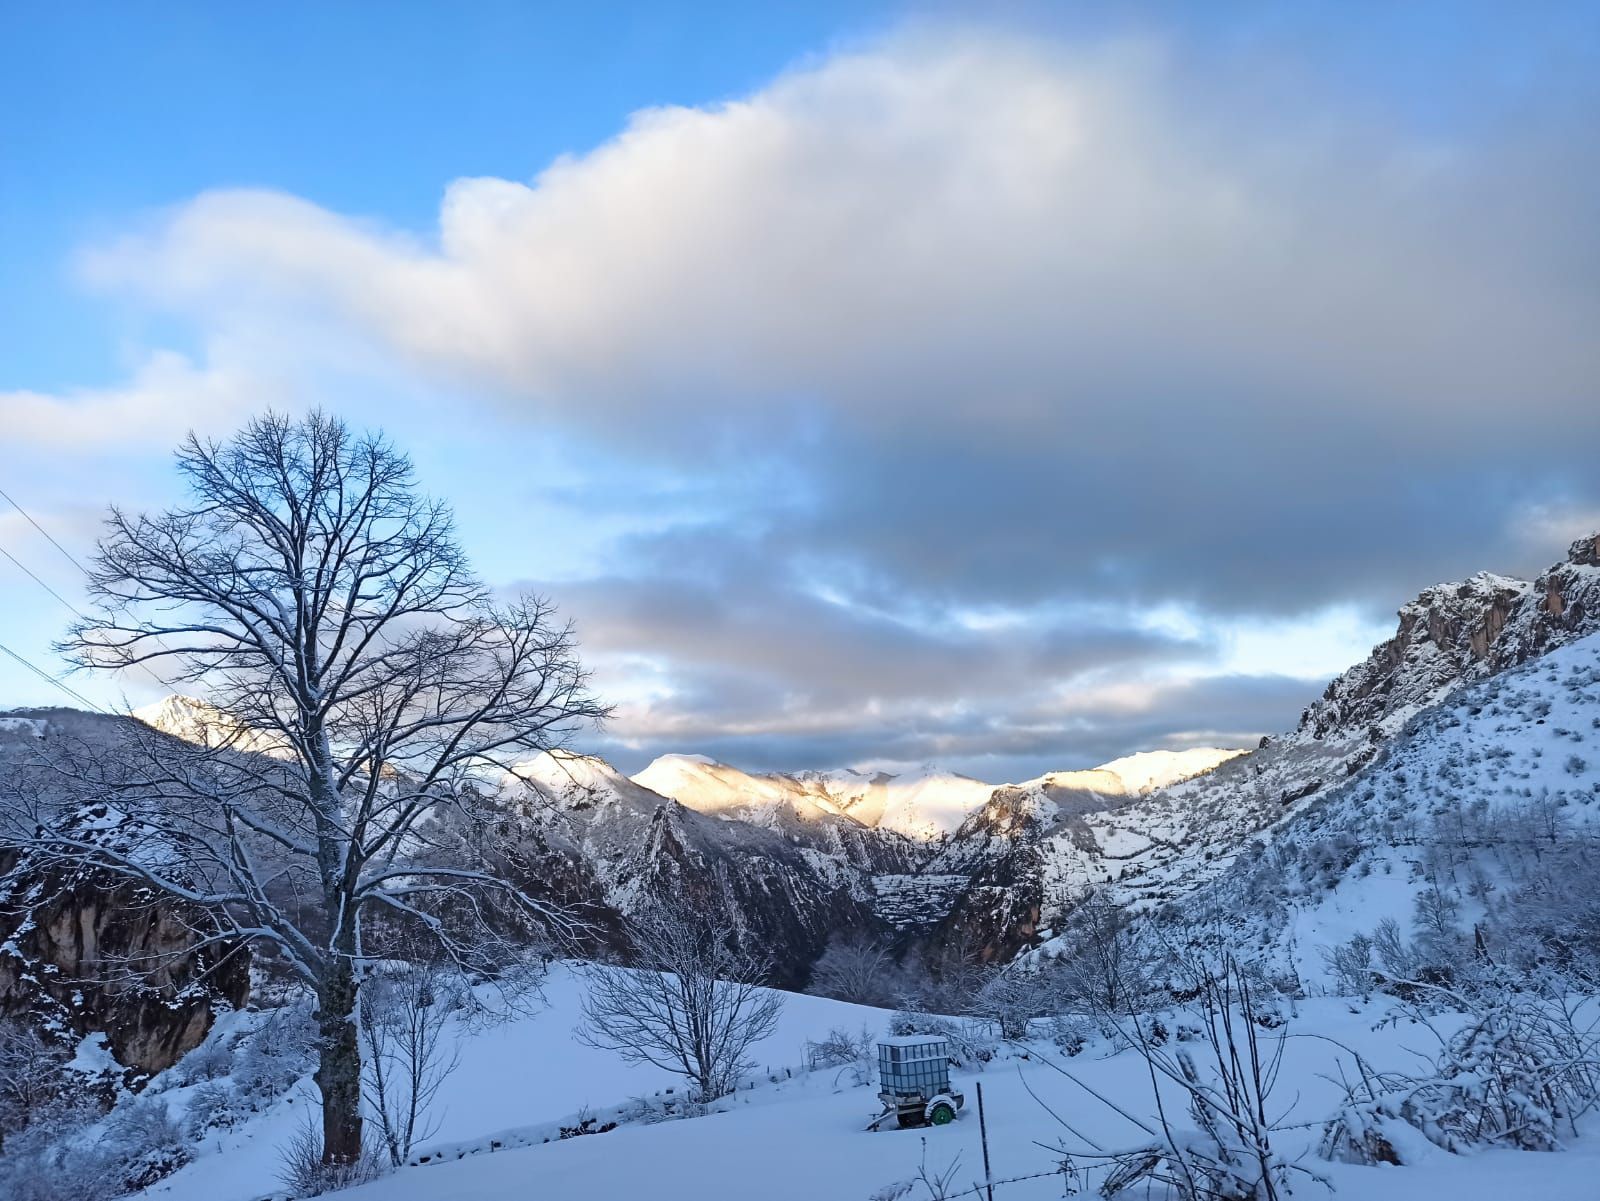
[0,715,253,1078]
[0,849,249,1077]
[1300,533,1600,745]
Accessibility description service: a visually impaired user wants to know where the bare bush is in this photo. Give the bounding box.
[1051,893,1158,1015]
[808,933,901,1005]
[971,964,1051,1040]
[1320,932,1374,997]
[579,898,783,1102]
[277,1114,388,1197]
[806,1025,875,1085]
[104,1095,190,1191]
[1044,954,1319,1200]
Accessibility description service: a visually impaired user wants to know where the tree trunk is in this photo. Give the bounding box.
[315,957,364,1164]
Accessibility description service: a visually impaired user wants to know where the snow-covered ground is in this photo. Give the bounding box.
[130,967,1599,1201]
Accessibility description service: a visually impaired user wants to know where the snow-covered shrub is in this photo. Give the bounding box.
[104,1094,190,1191]
[0,1142,120,1201]
[1048,1013,1094,1056]
[971,966,1051,1040]
[1323,988,1600,1162]
[1321,933,1374,997]
[235,1001,317,1103]
[0,1018,72,1143]
[888,1009,996,1065]
[185,1079,245,1138]
[0,1097,110,1201]
[174,1029,235,1085]
[1,1091,193,1201]
[1048,954,1322,1200]
[615,1091,708,1125]
[805,1025,874,1084]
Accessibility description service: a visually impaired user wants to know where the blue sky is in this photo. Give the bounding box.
[2,3,1597,779]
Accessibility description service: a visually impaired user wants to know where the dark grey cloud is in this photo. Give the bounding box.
[587,664,1322,783]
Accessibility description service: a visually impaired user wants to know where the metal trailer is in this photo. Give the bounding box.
[868,1035,964,1130]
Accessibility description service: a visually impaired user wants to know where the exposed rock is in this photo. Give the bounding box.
[0,848,249,1076]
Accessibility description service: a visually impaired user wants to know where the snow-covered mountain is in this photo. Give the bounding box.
[632,747,1244,842]
[11,533,1599,1001]
[132,693,292,756]
[926,533,1600,962]
[492,750,913,983]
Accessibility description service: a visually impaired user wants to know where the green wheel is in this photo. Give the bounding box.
[927,1101,956,1126]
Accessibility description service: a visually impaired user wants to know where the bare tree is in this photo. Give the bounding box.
[360,961,464,1167]
[578,898,783,1102]
[971,963,1050,1040]
[808,932,899,1005]
[1053,892,1155,1015]
[0,412,607,1164]
[0,1019,69,1152]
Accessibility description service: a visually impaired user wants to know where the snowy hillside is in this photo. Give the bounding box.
[1178,628,1600,988]
[101,965,1599,1201]
[928,534,1600,960]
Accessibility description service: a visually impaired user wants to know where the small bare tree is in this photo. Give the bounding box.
[360,961,464,1166]
[808,932,898,1005]
[0,412,607,1165]
[0,1020,70,1152]
[971,963,1050,1040]
[1053,892,1155,1015]
[579,898,783,1102]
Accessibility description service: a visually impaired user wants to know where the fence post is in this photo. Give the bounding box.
[977,1080,995,1201]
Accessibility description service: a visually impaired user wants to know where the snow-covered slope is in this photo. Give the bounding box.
[1176,627,1600,987]
[133,694,292,756]
[1089,746,1247,793]
[118,967,1600,1201]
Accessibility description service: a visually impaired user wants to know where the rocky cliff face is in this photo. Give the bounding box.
[0,844,249,1077]
[0,714,251,1078]
[1299,534,1600,746]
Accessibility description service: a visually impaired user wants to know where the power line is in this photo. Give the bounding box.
[0,638,106,714]
[0,540,90,621]
[0,483,92,575]
[0,484,180,695]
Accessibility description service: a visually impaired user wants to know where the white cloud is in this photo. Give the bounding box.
[0,350,260,450]
[79,30,1596,449]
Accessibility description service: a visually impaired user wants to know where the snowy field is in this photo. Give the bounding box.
[130,966,1600,1201]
